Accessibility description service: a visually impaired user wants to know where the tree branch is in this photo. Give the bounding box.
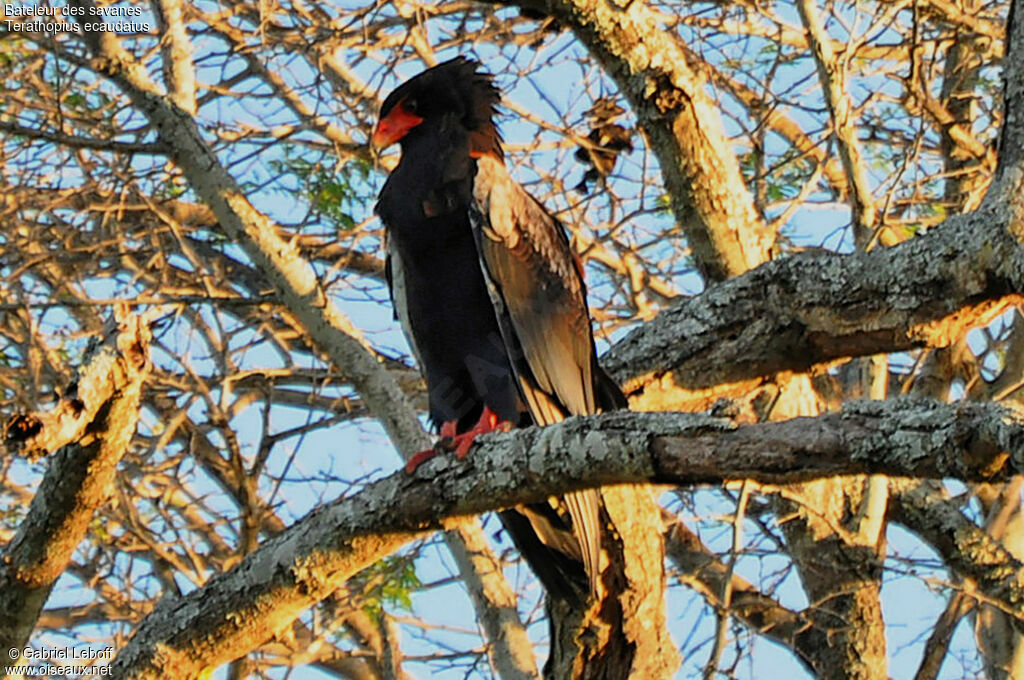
[604,211,1024,410]
[796,0,878,244]
[110,398,1024,678]
[0,308,151,657]
[998,0,1024,176]
[508,0,770,281]
[891,479,1024,633]
[0,120,168,154]
[664,515,820,674]
[153,0,197,114]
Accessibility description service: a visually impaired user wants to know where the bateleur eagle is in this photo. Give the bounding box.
[373,57,626,605]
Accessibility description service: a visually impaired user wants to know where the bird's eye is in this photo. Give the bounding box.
[403,98,419,115]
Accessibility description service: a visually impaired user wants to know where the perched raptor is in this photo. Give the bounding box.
[373,57,626,605]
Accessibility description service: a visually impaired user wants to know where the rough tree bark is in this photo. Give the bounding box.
[0,307,151,660]
[105,399,1024,680]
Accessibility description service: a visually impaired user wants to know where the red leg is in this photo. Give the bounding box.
[404,418,472,474]
[404,445,442,474]
[439,420,459,440]
[404,407,510,474]
[443,406,510,460]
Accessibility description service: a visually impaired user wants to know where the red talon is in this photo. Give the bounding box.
[443,406,509,460]
[404,447,440,474]
[404,407,510,473]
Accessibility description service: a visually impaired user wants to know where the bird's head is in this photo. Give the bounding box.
[372,57,503,159]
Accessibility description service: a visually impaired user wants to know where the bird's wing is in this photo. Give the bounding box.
[469,154,607,594]
[469,154,598,420]
[384,238,425,371]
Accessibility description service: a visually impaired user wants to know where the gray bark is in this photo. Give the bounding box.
[604,211,1024,411]
[0,309,151,659]
[108,398,1024,679]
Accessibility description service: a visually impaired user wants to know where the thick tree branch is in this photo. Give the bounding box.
[605,210,1024,411]
[153,0,196,114]
[0,308,151,658]
[999,0,1024,176]
[443,527,540,680]
[110,398,1024,678]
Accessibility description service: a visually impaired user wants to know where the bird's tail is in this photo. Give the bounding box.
[564,488,603,599]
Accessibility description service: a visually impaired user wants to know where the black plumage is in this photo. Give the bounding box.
[373,57,626,605]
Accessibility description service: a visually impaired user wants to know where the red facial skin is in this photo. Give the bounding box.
[372,99,425,149]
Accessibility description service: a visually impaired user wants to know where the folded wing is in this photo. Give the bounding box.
[469,154,627,595]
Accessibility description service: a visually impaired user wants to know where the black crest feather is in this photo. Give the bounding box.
[379,57,503,160]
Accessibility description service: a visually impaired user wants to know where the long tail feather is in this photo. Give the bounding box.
[564,488,602,598]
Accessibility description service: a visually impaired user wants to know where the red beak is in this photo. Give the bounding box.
[372,101,424,149]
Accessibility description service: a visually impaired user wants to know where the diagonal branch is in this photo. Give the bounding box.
[509,0,770,281]
[153,0,197,115]
[891,479,1024,633]
[664,516,820,674]
[796,0,878,245]
[0,308,152,658]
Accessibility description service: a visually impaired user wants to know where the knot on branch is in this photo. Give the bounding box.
[2,306,152,460]
[4,414,42,444]
[642,74,689,116]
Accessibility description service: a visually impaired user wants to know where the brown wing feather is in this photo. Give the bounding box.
[470,155,609,596]
[471,155,598,418]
